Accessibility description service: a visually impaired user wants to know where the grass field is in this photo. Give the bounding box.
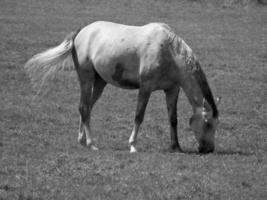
[0,0,266,199]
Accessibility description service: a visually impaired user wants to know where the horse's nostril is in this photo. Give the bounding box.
[198,144,214,154]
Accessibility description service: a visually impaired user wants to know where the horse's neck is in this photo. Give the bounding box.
[170,35,213,115]
[176,40,206,113]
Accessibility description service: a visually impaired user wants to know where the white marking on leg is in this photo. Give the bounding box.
[129,124,140,153]
[84,119,98,149]
[83,112,99,151]
[78,116,86,144]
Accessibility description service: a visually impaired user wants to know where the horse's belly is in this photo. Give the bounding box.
[94,54,140,89]
[86,24,146,89]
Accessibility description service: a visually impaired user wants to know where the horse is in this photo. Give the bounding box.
[25,21,220,154]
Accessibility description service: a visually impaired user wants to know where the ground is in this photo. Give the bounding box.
[0,0,266,199]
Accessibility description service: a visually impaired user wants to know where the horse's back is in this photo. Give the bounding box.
[78,21,173,54]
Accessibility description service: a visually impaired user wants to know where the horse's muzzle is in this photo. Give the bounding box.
[198,141,214,154]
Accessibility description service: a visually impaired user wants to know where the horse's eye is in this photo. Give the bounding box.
[205,122,212,130]
[189,116,193,126]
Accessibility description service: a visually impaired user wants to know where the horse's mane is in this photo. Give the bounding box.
[193,61,219,118]
[170,35,218,118]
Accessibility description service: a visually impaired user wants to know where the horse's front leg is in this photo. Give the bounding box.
[129,88,151,153]
[164,86,182,152]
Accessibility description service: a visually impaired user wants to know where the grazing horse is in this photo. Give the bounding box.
[25,21,220,154]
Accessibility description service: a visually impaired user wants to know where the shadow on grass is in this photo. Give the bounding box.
[214,150,253,156]
[179,149,253,156]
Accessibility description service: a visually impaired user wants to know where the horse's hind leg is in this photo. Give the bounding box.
[77,68,99,150]
[91,72,107,107]
[164,86,182,152]
[78,69,106,149]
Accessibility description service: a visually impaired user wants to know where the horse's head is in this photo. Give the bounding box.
[189,97,221,154]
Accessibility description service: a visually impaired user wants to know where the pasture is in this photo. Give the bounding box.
[0,0,266,199]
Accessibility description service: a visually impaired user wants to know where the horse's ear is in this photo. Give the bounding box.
[215,97,222,105]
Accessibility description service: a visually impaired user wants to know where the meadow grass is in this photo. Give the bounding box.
[0,0,266,199]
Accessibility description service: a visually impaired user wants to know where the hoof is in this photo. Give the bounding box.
[130,145,137,153]
[86,142,99,151]
[90,145,99,151]
[78,135,86,146]
[169,143,182,153]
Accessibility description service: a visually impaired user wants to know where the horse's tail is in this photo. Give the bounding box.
[24,30,80,95]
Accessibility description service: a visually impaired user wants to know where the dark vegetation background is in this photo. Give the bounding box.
[0,0,266,199]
